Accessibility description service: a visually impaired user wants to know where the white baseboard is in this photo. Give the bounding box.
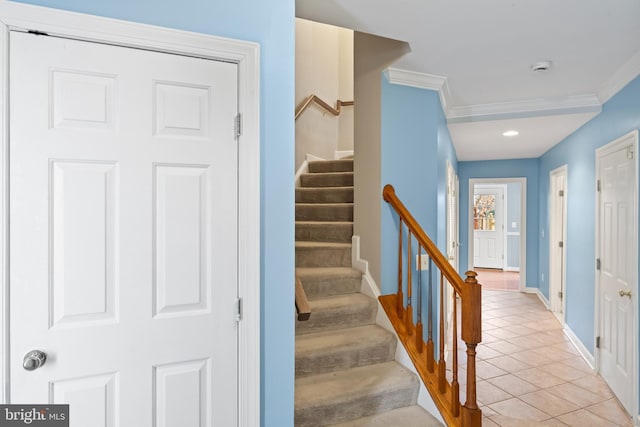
[294,160,309,188]
[503,266,520,272]
[305,153,324,162]
[351,235,445,425]
[526,287,551,309]
[563,324,596,370]
[334,150,353,159]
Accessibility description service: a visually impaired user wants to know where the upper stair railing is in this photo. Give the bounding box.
[381,184,482,427]
[295,94,354,121]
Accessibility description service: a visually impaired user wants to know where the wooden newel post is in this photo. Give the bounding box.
[461,271,482,426]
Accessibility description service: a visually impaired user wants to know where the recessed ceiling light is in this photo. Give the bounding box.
[503,130,519,137]
[531,60,552,72]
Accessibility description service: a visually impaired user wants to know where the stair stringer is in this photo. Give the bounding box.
[352,235,446,426]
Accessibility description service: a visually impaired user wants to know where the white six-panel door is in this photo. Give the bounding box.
[598,133,637,416]
[10,31,239,426]
[473,186,504,269]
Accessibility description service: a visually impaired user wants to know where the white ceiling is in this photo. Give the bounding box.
[296,0,640,161]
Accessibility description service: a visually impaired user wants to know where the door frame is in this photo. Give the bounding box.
[594,129,638,418]
[549,165,568,321]
[468,178,527,291]
[473,183,506,269]
[0,3,261,425]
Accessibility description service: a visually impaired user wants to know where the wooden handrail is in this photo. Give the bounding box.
[295,94,354,121]
[295,275,311,321]
[380,184,482,427]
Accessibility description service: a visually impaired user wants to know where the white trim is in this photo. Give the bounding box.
[305,152,324,162]
[0,4,261,425]
[294,160,309,188]
[503,266,520,273]
[384,67,451,115]
[563,325,596,370]
[549,165,568,321]
[334,150,353,160]
[505,231,520,236]
[594,129,639,419]
[448,94,602,124]
[598,49,640,104]
[469,178,527,291]
[352,235,445,425]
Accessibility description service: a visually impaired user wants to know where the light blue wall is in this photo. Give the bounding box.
[539,75,640,355]
[10,1,296,425]
[506,183,521,268]
[458,160,539,286]
[380,77,457,351]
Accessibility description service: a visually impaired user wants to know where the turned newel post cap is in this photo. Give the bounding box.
[464,270,478,285]
[383,184,395,202]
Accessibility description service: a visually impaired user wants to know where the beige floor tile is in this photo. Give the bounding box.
[488,398,550,422]
[540,420,569,426]
[507,337,546,350]
[519,390,580,417]
[558,356,593,373]
[486,340,525,354]
[482,331,502,344]
[539,363,589,382]
[482,418,500,427]
[557,409,616,427]
[477,345,504,360]
[546,383,607,407]
[514,368,566,389]
[488,328,522,340]
[570,375,613,399]
[489,415,550,426]
[529,348,575,363]
[477,380,514,405]
[477,360,509,379]
[510,350,552,366]
[488,374,538,396]
[503,325,537,336]
[486,355,532,373]
[480,405,498,417]
[585,399,632,426]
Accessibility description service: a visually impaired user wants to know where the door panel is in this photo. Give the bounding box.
[599,142,635,416]
[473,186,504,269]
[9,31,239,426]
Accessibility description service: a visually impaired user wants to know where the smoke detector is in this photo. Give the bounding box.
[531,60,552,72]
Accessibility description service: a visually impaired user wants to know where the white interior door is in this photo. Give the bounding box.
[598,134,637,416]
[9,31,239,426]
[549,167,567,316]
[473,186,504,269]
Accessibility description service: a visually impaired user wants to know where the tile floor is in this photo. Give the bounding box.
[454,289,633,426]
[475,268,520,292]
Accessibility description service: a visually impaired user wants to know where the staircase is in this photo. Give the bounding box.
[294,159,442,426]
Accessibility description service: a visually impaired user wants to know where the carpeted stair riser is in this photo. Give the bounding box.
[296,203,353,222]
[295,222,353,244]
[308,159,354,173]
[295,243,351,268]
[295,186,353,203]
[295,325,396,377]
[294,362,419,427]
[295,294,377,335]
[300,172,353,188]
[295,267,362,299]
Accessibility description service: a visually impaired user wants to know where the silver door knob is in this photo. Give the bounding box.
[619,289,632,298]
[23,350,47,371]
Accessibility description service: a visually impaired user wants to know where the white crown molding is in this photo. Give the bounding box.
[447,94,602,124]
[384,67,451,114]
[597,48,640,104]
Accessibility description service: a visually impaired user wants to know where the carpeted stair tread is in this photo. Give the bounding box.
[296,267,362,298]
[328,405,443,427]
[296,221,353,243]
[308,159,354,173]
[295,293,377,335]
[296,325,396,377]
[300,172,354,188]
[296,186,354,203]
[294,361,419,426]
[296,241,352,268]
[296,203,353,222]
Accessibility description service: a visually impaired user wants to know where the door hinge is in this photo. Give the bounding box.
[27,30,49,36]
[596,336,600,349]
[236,297,243,321]
[627,146,634,160]
[559,190,564,197]
[597,180,601,192]
[234,113,242,139]
[558,291,563,299]
[559,241,564,248]
[596,258,601,270]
